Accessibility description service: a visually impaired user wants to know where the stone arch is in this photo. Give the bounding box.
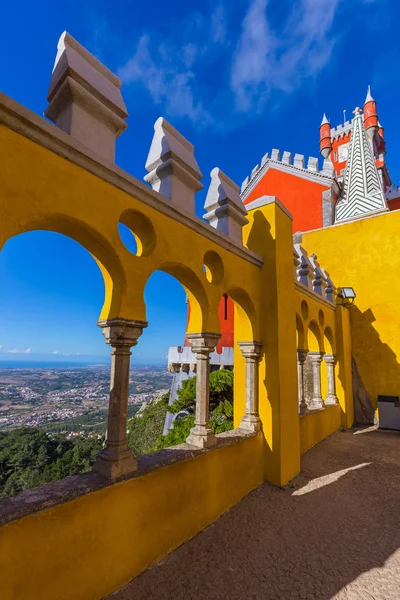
[324,326,335,354]
[296,314,306,350]
[1,214,126,320]
[225,286,257,342]
[154,262,210,333]
[307,319,322,352]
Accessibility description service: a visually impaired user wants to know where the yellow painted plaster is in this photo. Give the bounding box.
[303,210,400,408]
[299,405,341,454]
[0,434,264,600]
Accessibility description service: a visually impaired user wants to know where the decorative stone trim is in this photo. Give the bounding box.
[45,32,128,163]
[0,91,263,268]
[144,117,203,215]
[204,168,248,244]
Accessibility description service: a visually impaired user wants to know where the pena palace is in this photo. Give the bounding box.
[176,87,399,370]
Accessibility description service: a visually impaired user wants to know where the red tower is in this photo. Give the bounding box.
[319,114,332,159]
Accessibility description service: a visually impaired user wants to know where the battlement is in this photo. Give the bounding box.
[241,149,334,194]
[330,120,353,140]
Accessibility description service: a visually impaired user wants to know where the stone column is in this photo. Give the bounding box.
[297,349,309,415]
[238,342,263,432]
[324,354,339,405]
[186,333,221,448]
[95,318,147,478]
[308,352,324,410]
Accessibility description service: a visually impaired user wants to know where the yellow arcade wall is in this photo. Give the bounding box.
[0,92,358,600]
[302,209,400,408]
[0,123,262,338]
[0,434,264,600]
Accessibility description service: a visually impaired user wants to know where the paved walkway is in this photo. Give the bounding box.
[108,427,400,600]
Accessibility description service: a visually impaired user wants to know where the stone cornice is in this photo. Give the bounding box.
[0,92,263,268]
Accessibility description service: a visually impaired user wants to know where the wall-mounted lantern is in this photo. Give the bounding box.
[337,287,356,306]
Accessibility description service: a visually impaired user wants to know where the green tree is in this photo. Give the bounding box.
[0,428,103,498]
[127,392,169,456]
[155,369,234,450]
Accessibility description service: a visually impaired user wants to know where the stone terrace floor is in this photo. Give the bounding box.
[108,427,400,600]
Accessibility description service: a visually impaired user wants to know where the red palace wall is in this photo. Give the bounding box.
[184,295,234,353]
[244,168,330,233]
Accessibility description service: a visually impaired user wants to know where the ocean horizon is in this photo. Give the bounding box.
[0,359,167,369]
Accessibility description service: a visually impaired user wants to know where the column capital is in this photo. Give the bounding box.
[308,351,324,364]
[238,341,263,360]
[323,353,337,365]
[297,348,308,363]
[98,318,148,347]
[186,332,221,355]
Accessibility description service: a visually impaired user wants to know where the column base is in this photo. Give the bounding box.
[186,425,217,449]
[308,398,324,410]
[299,403,309,416]
[239,415,262,433]
[94,446,138,479]
[325,395,339,405]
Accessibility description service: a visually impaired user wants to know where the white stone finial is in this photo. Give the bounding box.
[320,113,330,126]
[45,31,128,162]
[261,151,269,166]
[282,151,291,165]
[144,117,203,214]
[204,168,248,244]
[364,85,374,104]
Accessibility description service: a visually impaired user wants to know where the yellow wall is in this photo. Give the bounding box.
[0,434,264,600]
[299,405,341,454]
[0,124,261,337]
[244,200,300,486]
[303,210,400,408]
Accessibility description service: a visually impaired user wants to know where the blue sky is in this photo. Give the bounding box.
[0,0,399,363]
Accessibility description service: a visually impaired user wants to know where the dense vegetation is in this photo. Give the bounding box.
[130,369,234,451]
[0,370,234,498]
[0,427,103,498]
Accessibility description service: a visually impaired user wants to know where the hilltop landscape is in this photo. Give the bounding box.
[0,364,172,436]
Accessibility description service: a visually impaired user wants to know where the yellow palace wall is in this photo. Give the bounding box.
[0,434,264,600]
[302,209,400,408]
[0,91,355,600]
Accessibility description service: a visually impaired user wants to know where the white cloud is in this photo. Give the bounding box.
[211,4,227,44]
[231,0,342,112]
[118,34,213,126]
[24,348,31,354]
[53,350,60,355]
[230,0,272,112]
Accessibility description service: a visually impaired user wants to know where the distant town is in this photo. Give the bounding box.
[0,365,172,436]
